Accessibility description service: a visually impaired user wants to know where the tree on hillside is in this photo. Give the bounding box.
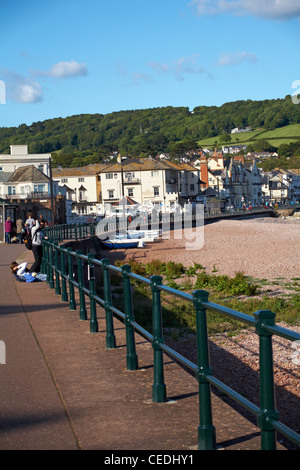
[219,132,231,144]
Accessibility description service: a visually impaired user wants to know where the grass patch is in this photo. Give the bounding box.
[108,259,300,337]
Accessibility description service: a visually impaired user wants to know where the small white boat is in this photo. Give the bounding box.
[141,230,161,239]
[101,238,144,249]
[120,230,145,239]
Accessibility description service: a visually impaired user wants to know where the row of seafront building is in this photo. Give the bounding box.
[0,145,299,240]
[52,149,300,218]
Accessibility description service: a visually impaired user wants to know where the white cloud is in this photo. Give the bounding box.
[41,59,87,78]
[217,51,257,66]
[2,59,87,104]
[1,69,43,103]
[189,0,300,20]
[15,81,43,103]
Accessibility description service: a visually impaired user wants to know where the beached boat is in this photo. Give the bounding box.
[118,230,145,239]
[101,238,144,249]
[128,229,161,240]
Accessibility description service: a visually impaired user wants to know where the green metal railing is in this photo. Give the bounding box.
[41,224,300,451]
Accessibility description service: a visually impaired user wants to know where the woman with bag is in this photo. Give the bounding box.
[29,219,48,275]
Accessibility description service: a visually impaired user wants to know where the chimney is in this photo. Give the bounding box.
[10,145,28,155]
[199,152,208,189]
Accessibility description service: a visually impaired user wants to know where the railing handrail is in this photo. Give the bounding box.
[41,223,300,450]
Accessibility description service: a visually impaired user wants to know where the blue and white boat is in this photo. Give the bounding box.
[101,238,144,249]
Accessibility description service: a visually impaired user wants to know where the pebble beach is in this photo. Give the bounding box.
[111,216,300,283]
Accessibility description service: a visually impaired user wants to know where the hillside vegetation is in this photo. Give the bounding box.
[1,95,300,168]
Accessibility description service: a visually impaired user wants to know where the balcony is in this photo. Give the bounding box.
[123,177,141,184]
[6,191,50,200]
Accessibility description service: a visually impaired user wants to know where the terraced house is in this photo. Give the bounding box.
[52,164,107,218]
[99,157,201,212]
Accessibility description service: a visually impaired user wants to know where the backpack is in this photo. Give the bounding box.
[24,229,33,250]
[13,273,26,282]
[23,273,37,283]
[24,227,40,250]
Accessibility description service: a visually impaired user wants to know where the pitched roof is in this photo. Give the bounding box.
[101,158,197,173]
[52,163,109,177]
[0,171,13,182]
[8,165,49,183]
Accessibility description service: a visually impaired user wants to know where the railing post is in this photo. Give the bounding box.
[150,275,166,403]
[121,265,138,370]
[60,247,68,302]
[193,289,216,450]
[76,250,87,321]
[254,309,279,450]
[44,241,50,284]
[67,247,76,311]
[54,244,61,295]
[87,254,98,333]
[41,241,46,274]
[48,241,54,289]
[101,258,116,348]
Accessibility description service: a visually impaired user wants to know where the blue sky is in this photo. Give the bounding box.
[1,0,300,128]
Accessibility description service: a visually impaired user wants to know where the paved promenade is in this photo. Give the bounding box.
[0,243,284,452]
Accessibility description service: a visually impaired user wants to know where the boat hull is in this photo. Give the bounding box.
[101,238,142,249]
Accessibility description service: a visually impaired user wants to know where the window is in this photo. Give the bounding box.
[127,188,134,197]
[151,171,159,177]
[8,186,16,195]
[108,190,114,199]
[190,184,195,191]
[78,177,85,182]
[125,172,134,178]
[153,186,159,196]
[34,184,46,193]
[61,178,68,183]
[0,167,3,171]
[79,190,86,201]
[106,173,113,179]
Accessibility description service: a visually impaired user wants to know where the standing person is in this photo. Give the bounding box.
[25,214,34,230]
[5,217,13,244]
[39,214,48,226]
[16,217,24,244]
[29,219,48,275]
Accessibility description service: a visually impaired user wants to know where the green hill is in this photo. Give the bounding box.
[1,95,300,167]
[197,123,300,149]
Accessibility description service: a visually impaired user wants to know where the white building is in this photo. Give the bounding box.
[0,145,51,176]
[52,164,107,218]
[99,157,200,212]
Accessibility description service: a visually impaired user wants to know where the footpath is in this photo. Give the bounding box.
[0,244,285,452]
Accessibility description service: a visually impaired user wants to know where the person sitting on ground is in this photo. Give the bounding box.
[10,261,47,282]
